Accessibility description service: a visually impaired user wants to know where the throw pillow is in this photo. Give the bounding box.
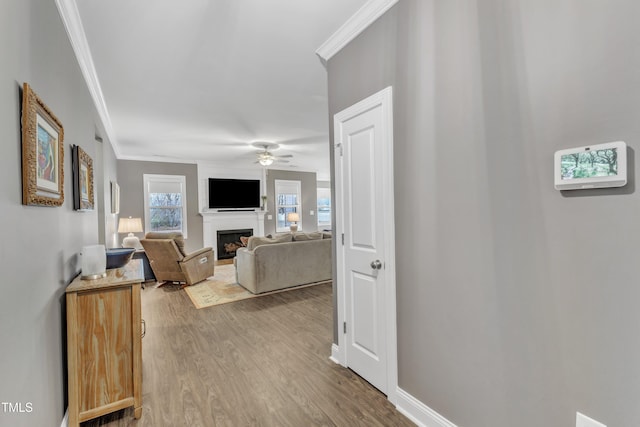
[292,232,323,241]
[246,233,293,251]
[239,236,249,247]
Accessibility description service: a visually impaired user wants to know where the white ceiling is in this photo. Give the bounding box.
[73,0,369,180]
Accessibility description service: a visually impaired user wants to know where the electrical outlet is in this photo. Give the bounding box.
[576,412,606,427]
[267,215,272,220]
[310,210,315,216]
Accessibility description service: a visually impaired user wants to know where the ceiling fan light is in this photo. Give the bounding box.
[259,158,274,166]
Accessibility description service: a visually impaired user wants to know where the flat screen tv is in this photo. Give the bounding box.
[208,178,260,209]
[554,141,627,190]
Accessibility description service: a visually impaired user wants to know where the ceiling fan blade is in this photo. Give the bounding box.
[276,154,293,158]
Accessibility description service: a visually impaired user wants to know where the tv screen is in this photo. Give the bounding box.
[560,149,618,180]
[208,178,260,209]
[554,141,627,190]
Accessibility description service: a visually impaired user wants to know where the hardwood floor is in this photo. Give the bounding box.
[81,280,413,427]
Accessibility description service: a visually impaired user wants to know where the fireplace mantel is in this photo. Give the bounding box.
[201,210,265,260]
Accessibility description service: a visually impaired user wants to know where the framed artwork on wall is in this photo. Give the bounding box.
[21,82,65,207]
[111,181,120,214]
[72,145,94,211]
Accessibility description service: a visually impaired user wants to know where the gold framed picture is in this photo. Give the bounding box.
[72,145,94,211]
[21,83,65,207]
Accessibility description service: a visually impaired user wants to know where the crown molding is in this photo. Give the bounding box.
[315,0,399,65]
[55,0,121,157]
[118,154,197,165]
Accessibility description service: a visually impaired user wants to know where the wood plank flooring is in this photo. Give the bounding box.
[81,279,413,427]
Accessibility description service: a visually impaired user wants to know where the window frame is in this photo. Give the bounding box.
[143,174,188,238]
[317,187,332,229]
[275,179,302,233]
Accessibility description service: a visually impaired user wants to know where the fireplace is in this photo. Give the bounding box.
[217,229,253,260]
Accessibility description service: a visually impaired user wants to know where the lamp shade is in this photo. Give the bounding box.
[117,217,143,249]
[259,158,274,166]
[286,212,299,223]
[118,217,143,234]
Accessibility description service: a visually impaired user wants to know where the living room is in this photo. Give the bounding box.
[4,1,640,427]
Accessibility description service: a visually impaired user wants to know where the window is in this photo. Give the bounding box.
[275,179,301,232]
[317,187,331,230]
[143,174,188,238]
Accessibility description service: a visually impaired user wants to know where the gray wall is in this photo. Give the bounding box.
[317,180,330,190]
[264,169,318,235]
[117,160,203,253]
[0,0,115,425]
[96,136,119,249]
[327,1,640,426]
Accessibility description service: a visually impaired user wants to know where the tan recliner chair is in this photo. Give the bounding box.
[140,232,214,286]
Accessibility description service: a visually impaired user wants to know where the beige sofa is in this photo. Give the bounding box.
[234,232,332,294]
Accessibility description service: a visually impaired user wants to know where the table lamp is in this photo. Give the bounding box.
[118,216,143,249]
[287,212,300,232]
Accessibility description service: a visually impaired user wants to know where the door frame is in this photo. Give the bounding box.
[333,86,398,404]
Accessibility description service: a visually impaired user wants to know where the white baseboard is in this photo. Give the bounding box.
[329,343,341,364]
[328,345,455,427]
[396,388,458,427]
[60,408,68,427]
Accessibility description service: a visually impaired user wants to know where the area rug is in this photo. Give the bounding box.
[184,263,331,309]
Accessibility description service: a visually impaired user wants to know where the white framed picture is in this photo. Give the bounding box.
[111,181,120,214]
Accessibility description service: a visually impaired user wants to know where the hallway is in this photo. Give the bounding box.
[82,281,412,426]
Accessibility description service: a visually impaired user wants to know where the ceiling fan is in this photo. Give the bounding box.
[252,142,293,166]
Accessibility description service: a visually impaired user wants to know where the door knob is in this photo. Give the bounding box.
[370,260,382,270]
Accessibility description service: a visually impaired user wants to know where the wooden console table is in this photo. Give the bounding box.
[66,259,143,427]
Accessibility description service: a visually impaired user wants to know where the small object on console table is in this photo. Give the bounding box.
[106,247,136,269]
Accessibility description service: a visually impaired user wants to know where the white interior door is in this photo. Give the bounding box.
[334,87,396,399]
